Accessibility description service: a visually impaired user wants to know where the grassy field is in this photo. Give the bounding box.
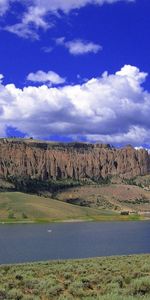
[0,255,150,299]
[0,191,144,223]
[1,174,150,221]
[0,191,128,223]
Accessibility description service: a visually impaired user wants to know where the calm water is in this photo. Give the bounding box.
[0,221,150,264]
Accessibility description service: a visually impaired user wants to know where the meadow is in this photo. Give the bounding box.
[0,191,119,223]
[0,173,150,223]
[0,191,141,223]
[0,255,150,299]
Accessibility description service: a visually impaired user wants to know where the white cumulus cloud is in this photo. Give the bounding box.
[27,70,66,86]
[56,37,102,55]
[1,64,150,146]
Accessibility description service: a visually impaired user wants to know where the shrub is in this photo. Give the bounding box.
[22,212,28,219]
[0,288,6,300]
[46,284,64,297]
[8,211,15,219]
[129,277,150,295]
[7,288,23,299]
[22,296,40,300]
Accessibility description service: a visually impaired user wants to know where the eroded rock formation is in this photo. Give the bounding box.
[0,139,149,181]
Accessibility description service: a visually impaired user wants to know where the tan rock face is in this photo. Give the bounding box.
[0,140,149,181]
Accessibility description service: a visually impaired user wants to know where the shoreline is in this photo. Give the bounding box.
[0,214,146,224]
[0,252,149,266]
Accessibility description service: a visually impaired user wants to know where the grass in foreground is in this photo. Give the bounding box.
[0,255,150,299]
[0,191,141,223]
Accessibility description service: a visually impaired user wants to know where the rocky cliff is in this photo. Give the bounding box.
[0,139,150,181]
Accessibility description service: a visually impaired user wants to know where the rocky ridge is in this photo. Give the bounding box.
[0,139,150,181]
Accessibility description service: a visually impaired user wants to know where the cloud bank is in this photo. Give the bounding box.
[0,64,150,146]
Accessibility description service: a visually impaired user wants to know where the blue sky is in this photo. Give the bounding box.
[0,0,150,147]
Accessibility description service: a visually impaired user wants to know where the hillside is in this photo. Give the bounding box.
[0,180,150,221]
[0,139,150,219]
[0,191,120,222]
[56,181,150,214]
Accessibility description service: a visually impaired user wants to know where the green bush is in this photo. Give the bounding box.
[129,277,150,295]
[7,288,23,299]
[22,212,28,219]
[46,284,64,297]
[8,211,15,219]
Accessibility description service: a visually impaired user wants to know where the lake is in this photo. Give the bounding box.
[0,221,150,264]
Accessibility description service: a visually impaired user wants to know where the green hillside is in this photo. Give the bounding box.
[0,191,120,223]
